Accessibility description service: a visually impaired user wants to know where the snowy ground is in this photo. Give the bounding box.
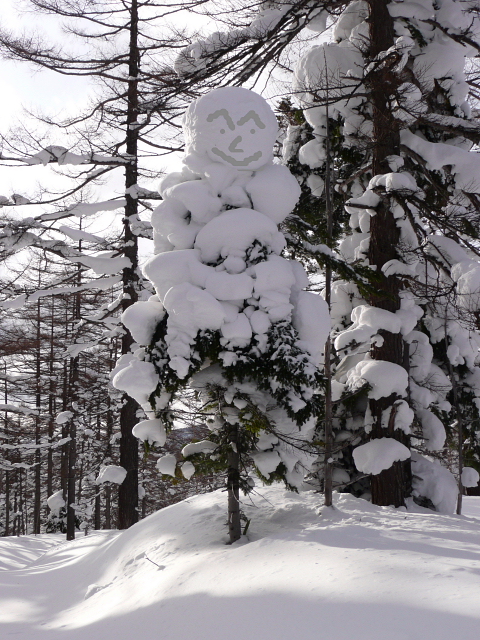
[1,488,480,640]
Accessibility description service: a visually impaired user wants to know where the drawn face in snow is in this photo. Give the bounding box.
[183,87,279,171]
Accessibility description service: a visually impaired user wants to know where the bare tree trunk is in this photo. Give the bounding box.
[4,471,10,536]
[77,438,85,504]
[4,375,10,537]
[66,256,82,541]
[22,469,27,535]
[456,413,464,516]
[104,371,114,530]
[104,486,111,530]
[33,299,42,534]
[94,409,102,530]
[118,0,140,530]
[61,307,70,502]
[47,295,56,503]
[323,88,334,508]
[447,357,464,514]
[66,357,78,541]
[227,424,241,543]
[118,399,139,529]
[94,492,101,530]
[13,490,18,536]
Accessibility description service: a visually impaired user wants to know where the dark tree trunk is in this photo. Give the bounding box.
[369,396,411,506]
[104,376,114,530]
[20,470,26,535]
[118,0,140,531]
[227,425,241,543]
[66,356,78,541]
[13,490,18,536]
[104,485,112,530]
[4,470,10,536]
[61,306,70,502]
[447,362,464,514]
[94,409,102,530]
[66,260,82,541]
[47,295,56,503]
[4,376,10,536]
[94,492,101,530]
[118,398,139,529]
[367,0,411,507]
[323,104,334,507]
[77,439,85,504]
[33,300,42,535]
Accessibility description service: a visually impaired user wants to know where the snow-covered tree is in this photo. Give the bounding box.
[113,87,330,541]
[289,0,480,509]
[0,242,129,536]
[167,0,480,510]
[0,0,202,528]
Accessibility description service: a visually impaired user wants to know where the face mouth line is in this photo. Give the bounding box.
[211,148,262,167]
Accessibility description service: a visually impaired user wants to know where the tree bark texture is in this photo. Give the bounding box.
[67,260,82,541]
[227,425,241,543]
[367,0,412,507]
[33,300,42,534]
[323,95,334,507]
[118,0,140,530]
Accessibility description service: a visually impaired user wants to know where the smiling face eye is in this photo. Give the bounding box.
[220,128,225,134]
[250,129,255,134]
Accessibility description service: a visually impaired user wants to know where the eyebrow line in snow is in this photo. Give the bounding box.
[207,109,236,130]
[237,110,266,129]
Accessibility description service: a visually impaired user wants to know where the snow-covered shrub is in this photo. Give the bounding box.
[46,490,67,534]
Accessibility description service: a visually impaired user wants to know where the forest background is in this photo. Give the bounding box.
[1,0,480,542]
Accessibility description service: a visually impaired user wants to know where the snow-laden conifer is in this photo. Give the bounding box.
[289,0,480,509]
[114,87,331,540]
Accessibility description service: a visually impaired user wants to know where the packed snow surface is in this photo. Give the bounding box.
[1,486,480,639]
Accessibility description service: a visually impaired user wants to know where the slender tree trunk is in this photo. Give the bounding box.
[104,485,111,530]
[33,299,42,534]
[94,492,101,530]
[118,0,140,530]
[323,90,334,507]
[66,255,82,541]
[77,439,85,504]
[367,0,411,507]
[94,409,102,530]
[447,357,464,514]
[47,296,56,502]
[13,490,18,536]
[104,365,114,530]
[227,424,241,543]
[66,357,78,541]
[61,307,70,502]
[4,375,10,536]
[4,471,10,536]
[22,469,27,535]
[456,416,464,515]
[118,399,139,529]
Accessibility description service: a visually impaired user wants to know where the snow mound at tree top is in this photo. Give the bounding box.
[1,487,480,639]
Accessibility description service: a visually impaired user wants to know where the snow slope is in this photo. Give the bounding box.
[1,488,480,640]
